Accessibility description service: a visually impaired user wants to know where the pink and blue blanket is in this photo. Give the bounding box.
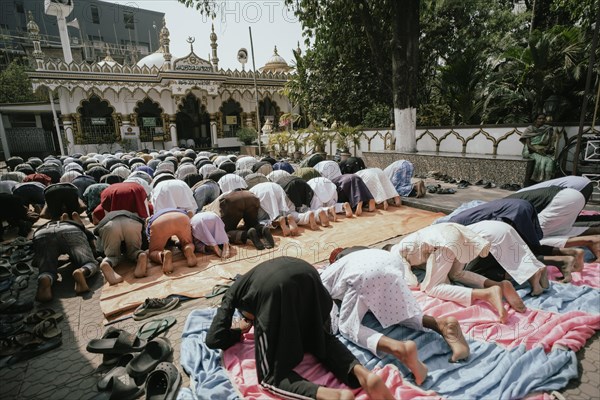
[177,263,600,399]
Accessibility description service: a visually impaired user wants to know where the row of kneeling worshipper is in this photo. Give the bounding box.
[0,149,427,303]
[202,174,598,398]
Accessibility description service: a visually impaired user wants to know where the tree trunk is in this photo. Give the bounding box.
[391,0,419,152]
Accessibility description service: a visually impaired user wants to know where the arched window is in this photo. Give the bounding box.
[220,98,242,138]
[259,98,280,128]
[135,98,163,142]
[176,94,211,148]
[78,95,116,144]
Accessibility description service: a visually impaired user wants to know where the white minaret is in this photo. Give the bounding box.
[44,0,74,64]
[160,18,171,71]
[27,11,45,70]
[210,23,219,71]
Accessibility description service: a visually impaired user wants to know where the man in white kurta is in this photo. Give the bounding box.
[150,179,198,214]
[355,168,401,209]
[321,248,470,376]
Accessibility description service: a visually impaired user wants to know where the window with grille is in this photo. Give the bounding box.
[220,98,242,138]
[124,12,135,30]
[135,98,163,142]
[91,5,100,24]
[77,95,116,144]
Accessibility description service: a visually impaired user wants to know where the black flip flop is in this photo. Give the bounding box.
[0,336,62,368]
[145,362,181,400]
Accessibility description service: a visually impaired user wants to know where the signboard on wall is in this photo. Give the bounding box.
[142,117,156,127]
[91,117,107,125]
[226,115,238,125]
[120,126,139,136]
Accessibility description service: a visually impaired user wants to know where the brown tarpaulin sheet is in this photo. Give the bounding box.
[99,206,444,320]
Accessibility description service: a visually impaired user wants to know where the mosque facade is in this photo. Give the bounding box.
[25,14,294,154]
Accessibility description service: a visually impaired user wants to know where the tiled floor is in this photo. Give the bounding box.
[0,180,598,400]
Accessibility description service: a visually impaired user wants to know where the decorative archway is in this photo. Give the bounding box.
[76,95,117,144]
[219,98,243,138]
[259,97,280,128]
[176,93,211,148]
[135,98,164,142]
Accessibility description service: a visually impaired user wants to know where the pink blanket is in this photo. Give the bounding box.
[223,331,443,399]
[412,290,600,352]
[547,263,600,288]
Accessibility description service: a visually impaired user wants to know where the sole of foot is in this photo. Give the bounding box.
[134,252,148,278]
[72,268,90,295]
[279,216,291,237]
[309,213,318,230]
[318,210,330,227]
[287,215,299,236]
[439,316,470,362]
[184,245,197,267]
[100,261,123,285]
[343,202,353,218]
[500,280,526,312]
[36,275,52,303]
[162,250,173,274]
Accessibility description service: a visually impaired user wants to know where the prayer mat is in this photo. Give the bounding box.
[100,206,443,321]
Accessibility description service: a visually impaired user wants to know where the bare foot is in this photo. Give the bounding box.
[318,209,330,227]
[221,243,231,259]
[60,212,69,221]
[162,250,173,274]
[343,202,353,218]
[356,201,363,216]
[500,280,526,312]
[287,215,299,236]
[36,275,52,303]
[72,268,90,294]
[394,340,428,385]
[560,257,574,283]
[100,261,123,285]
[394,196,401,206]
[368,199,376,212]
[383,200,389,210]
[528,268,544,296]
[328,206,337,222]
[540,266,549,289]
[572,248,585,272]
[353,366,395,400]
[438,316,470,362]
[415,180,426,198]
[134,252,148,278]
[183,244,197,267]
[309,212,318,230]
[485,286,507,323]
[211,245,222,258]
[278,216,291,236]
[70,211,84,226]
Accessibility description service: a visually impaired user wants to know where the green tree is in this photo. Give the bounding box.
[0,60,45,104]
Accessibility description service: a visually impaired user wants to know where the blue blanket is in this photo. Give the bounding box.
[178,308,579,400]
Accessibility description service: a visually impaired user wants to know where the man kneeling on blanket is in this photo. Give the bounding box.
[206,257,396,400]
[323,247,470,385]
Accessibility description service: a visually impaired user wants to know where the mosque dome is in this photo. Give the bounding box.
[136,51,166,69]
[259,46,292,73]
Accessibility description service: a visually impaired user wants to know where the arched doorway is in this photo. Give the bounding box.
[77,95,116,144]
[220,98,243,138]
[135,98,164,143]
[259,97,280,128]
[176,94,211,148]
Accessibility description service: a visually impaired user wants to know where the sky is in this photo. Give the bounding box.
[102,0,305,71]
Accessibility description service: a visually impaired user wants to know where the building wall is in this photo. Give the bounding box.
[0,0,163,67]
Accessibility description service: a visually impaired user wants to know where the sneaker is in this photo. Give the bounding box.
[133,297,179,321]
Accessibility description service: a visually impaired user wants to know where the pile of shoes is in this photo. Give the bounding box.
[426,184,456,195]
[474,180,497,189]
[0,308,63,367]
[1,237,36,319]
[88,326,181,400]
[500,183,522,191]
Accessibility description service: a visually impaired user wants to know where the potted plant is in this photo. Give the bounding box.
[290,131,304,160]
[305,121,331,156]
[236,126,259,156]
[274,130,291,158]
[334,123,363,161]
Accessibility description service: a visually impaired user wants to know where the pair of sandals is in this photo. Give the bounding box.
[0,316,62,367]
[426,185,456,195]
[92,334,177,400]
[474,180,498,189]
